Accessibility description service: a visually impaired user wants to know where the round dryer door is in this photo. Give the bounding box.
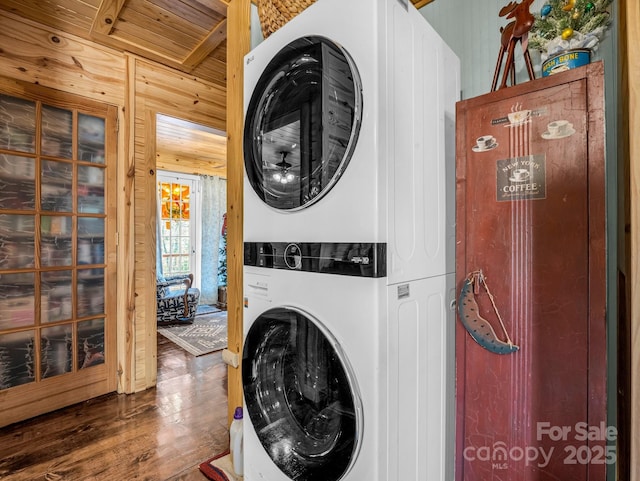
[242,307,362,481]
[244,36,363,211]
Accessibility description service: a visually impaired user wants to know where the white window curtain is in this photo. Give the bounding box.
[156,189,164,280]
[199,175,227,304]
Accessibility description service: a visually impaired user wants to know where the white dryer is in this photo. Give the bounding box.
[243,0,459,285]
[242,264,456,481]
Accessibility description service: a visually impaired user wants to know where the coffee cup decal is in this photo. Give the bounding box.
[542,119,575,139]
[477,136,494,148]
[548,120,569,135]
[509,168,530,182]
[507,109,531,125]
[472,135,498,152]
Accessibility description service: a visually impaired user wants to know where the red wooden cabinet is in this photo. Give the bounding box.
[455,62,607,481]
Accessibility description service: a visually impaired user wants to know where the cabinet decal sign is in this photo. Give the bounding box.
[496,154,546,202]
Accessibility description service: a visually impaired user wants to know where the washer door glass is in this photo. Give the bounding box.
[244,36,363,211]
[242,307,362,481]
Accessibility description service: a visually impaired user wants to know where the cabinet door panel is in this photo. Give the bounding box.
[455,64,606,481]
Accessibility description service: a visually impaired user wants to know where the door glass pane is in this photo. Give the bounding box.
[78,114,105,164]
[0,330,35,390]
[78,165,105,214]
[180,238,190,255]
[0,155,36,209]
[244,36,362,211]
[41,105,72,158]
[77,269,104,317]
[41,160,73,212]
[0,214,35,269]
[159,180,192,277]
[41,215,72,267]
[41,324,72,379]
[0,273,35,330]
[78,318,105,369]
[78,217,104,265]
[41,270,73,323]
[170,238,180,255]
[0,94,35,153]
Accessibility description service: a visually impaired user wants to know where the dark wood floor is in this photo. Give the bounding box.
[0,335,229,480]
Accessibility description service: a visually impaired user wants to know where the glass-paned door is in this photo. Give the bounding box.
[157,172,200,282]
[0,79,116,427]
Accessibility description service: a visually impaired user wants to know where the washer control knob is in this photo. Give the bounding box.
[283,243,302,270]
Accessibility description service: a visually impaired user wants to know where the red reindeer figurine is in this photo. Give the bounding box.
[491,0,536,91]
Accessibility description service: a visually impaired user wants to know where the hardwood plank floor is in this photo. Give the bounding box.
[0,334,229,480]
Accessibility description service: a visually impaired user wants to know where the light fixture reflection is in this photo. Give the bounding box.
[273,152,295,184]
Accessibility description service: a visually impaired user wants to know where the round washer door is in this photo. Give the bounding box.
[242,306,362,481]
[244,36,363,211]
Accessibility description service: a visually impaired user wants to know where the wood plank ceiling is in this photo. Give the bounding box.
[0,0,433,176]
[0,0,229,89]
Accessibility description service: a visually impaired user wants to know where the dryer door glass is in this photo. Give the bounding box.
[242,307,362,481]
[244,36,362,211]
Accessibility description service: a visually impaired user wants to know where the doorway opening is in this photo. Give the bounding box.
[154,115,228,367]
[154,114,228,309]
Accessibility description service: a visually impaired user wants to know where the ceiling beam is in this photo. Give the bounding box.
[91,0,127,35]
[192,0,230,16]
[183,18,227,69]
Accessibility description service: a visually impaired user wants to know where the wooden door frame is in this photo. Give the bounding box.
[623,0,639,478]
[225,0,251,423]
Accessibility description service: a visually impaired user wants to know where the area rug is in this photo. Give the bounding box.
[199,450,242,481]
[197,304,221,315]
[157,310,227,356]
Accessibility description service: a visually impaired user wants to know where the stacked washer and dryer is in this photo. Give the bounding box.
[242,0,460,480]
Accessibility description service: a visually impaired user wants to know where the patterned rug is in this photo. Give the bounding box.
[196,304,222,315]
[157,309,227,356]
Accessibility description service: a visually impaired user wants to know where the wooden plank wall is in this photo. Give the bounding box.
[0,11,125,105]
[0,10,229,395]
[120,55,136,394]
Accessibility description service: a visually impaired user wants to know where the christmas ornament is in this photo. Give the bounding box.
[561,27,574,39]
[529,0,613,62]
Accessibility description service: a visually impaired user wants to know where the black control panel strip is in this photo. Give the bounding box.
[244,242,387,278]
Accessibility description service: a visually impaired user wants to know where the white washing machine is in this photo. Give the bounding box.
[242,0,460,479]
[242,265,456,481]
[243,0,460,286]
